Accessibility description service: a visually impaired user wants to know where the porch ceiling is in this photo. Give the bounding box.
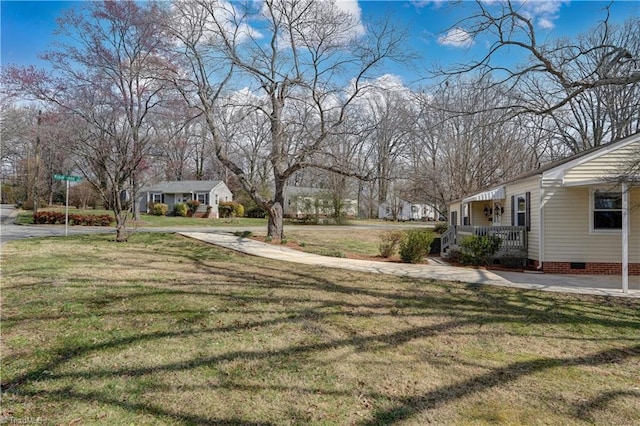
[462,186,505,203]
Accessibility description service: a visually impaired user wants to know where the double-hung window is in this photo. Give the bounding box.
[592,190,622,231]
[151,193,162,204]
[511,192,530,230]
[196,193,208,205]
[515,194,526,227]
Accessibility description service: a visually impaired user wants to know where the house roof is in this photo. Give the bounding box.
[142,180,225,193]
[453,131,640,203]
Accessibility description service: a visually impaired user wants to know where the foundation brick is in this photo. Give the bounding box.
[541,261,640,275]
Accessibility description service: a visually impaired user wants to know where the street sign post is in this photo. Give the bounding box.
[53,174,82,236]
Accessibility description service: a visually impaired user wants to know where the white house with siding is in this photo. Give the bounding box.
[378,199,438,221]
[139,180,233,218]
[283,186,358,219]
[444,132,640,292]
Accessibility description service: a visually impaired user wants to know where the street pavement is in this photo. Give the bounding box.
[179,231,640,298]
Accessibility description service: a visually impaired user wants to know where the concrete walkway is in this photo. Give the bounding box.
[180,232,640,298]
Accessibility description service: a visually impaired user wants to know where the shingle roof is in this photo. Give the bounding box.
[142,180,224,193]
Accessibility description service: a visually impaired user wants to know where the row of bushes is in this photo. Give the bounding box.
[378,230,507,266]
[149,201,248,218]
[33,211,114,226]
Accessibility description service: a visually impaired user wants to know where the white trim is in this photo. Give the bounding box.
[622,182,629,293]
[538,180,544,269]
[542,132,640,183]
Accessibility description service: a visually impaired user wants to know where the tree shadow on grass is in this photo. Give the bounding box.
[3,238,640,424]
[360,344,640,425]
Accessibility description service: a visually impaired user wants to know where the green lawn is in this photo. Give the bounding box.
[2,233,639,425]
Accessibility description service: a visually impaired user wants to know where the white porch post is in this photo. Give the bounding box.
[622,182,629,293]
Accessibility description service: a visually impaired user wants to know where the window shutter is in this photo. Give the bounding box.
[511,195,515,226]
[526,192,531,231]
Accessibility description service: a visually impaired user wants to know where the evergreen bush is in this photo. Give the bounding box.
[399,229,435,263]
[459,235,502,266]
[151,203,168,216]
[174,202,188,217]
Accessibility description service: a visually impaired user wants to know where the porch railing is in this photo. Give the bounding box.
[440,225,527,256]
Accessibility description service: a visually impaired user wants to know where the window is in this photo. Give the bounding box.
[511,192,530,230]
[450,211,458,226]
[515,194,526,226]
[151,193,162,203]
[196,193,208,205]
[592,191,622,230]
[462,204,470,225]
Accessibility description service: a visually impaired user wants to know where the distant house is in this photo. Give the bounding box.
[139,180,232,218]
[443,132,640,290]
[283,186,358,219]
[378,199,438,221]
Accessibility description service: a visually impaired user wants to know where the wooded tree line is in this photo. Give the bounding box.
[2,0,639,240]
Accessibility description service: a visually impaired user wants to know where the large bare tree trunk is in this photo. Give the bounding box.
[267,203,284,242]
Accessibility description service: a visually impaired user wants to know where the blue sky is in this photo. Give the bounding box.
[1,0,639,87]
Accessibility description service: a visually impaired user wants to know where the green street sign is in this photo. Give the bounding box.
[54,174,82,182]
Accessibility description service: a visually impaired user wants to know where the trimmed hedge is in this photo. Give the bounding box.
[33,211,114,226]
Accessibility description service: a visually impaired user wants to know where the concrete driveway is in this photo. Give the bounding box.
[180,231,640,298]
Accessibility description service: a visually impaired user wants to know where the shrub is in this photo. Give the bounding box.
[459,235,502,266]
[234,203,245,218]
[218,203,233,218]
[32,211,114,226]
[433,222,449,235]
[378,230,405,258]
[174,202,188,217]
[218,201,244,218]
[186,200,201,215]
[399,229,435,263]
[398,230,432,263]
[151,203,168,216]
[246,206,267,218]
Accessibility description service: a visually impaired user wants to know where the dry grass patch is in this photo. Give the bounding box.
[1,233,639,425]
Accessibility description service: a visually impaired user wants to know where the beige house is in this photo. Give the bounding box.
[444,132,640,291]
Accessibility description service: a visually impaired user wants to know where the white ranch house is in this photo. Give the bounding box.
[378,199,438,221]
[283,186,358,219]
[139,180,233,218]
[444,132,640,292]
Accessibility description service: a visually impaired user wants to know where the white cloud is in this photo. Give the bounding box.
[335,0,366,36]
[438,28,474,48]
[515,0,569,30]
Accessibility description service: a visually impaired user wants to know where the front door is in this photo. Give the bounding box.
[493,201,504,226]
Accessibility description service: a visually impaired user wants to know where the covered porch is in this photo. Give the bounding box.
[442,185,527,259]
[440,225,528,259]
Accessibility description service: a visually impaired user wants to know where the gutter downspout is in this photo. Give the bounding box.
[537,179,545,271]
[622,181,629,293]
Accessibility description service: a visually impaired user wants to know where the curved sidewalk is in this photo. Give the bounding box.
[180,232,640,298]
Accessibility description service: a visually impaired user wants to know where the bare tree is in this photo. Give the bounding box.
[167,0,408,240]
[3,1,177,241]
[440,1,640,117]
[411,78,537,207]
